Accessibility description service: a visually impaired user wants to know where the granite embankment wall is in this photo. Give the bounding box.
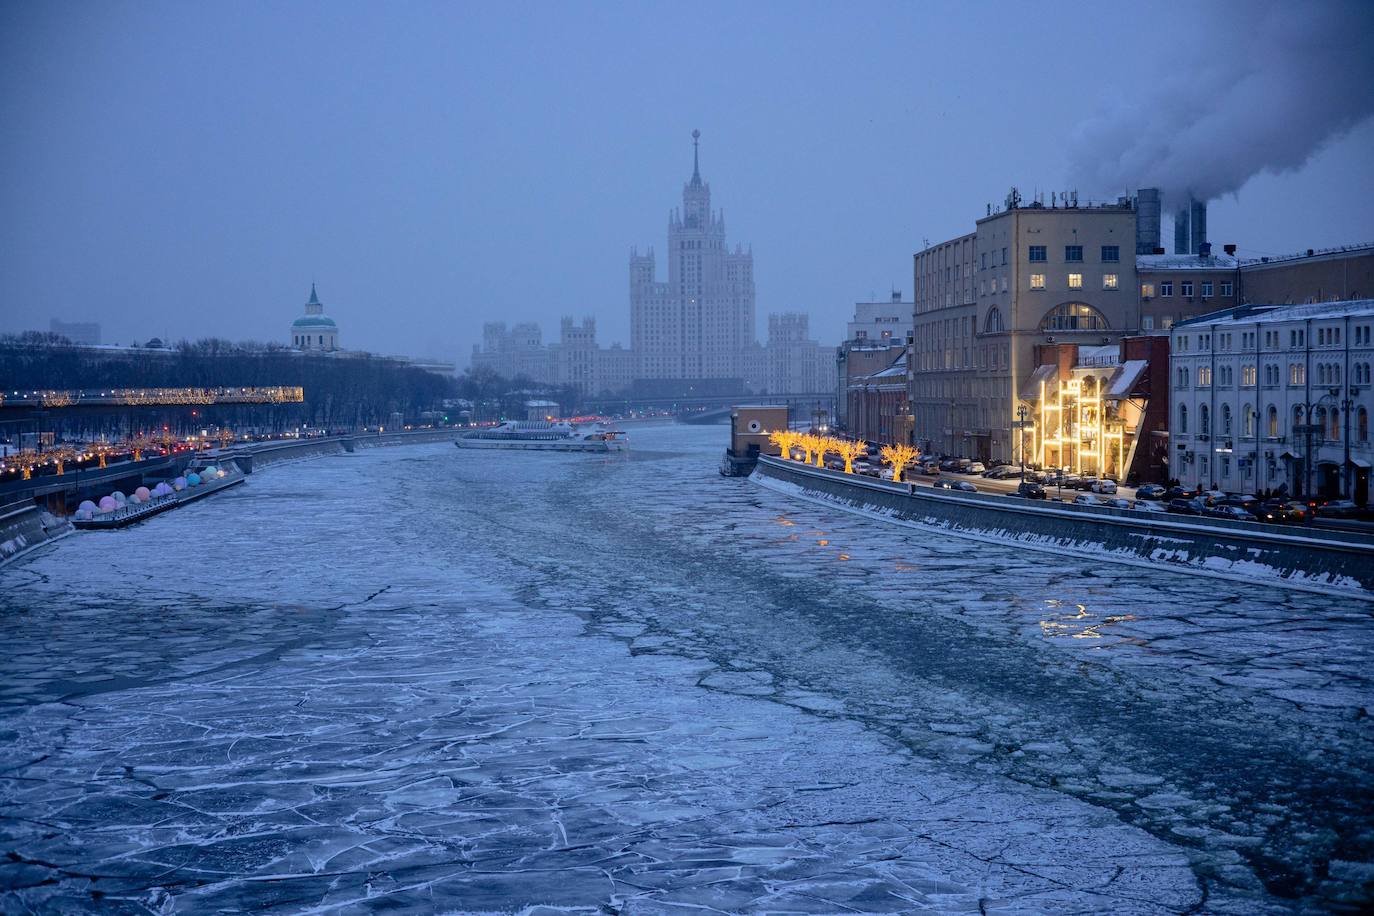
[752,455,1374,599]
[0,499,72,568]
[225,428,455,472]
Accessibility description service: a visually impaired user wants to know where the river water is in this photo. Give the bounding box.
[1,424,1370,914]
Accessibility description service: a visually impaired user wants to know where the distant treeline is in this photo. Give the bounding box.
[0,334,578,435]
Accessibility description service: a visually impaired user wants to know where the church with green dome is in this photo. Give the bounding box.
[290,283,339,351]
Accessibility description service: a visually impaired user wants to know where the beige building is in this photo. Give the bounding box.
[911,192,1140,461]
[1138,251,1241,331]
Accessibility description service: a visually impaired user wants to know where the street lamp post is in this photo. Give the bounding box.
[1343,389,1361,498]
[1014,404,1030,481]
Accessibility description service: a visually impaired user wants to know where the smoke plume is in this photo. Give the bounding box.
[1068,0,1374,206]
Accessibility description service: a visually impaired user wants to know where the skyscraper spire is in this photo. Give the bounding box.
[690,129,702,187]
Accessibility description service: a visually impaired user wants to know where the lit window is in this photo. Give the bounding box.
[1030,274,1045,290]
[1103,273,1119,289]
[1039,302,1108,331]
[1141,283,1154,298]
[1068,273,1083,289]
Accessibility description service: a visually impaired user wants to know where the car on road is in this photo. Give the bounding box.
[1163,486,1192,502]
[1205,505,1254,522]
[965,462,986,475]
[1167,497,1208,515]
[1104,497,1133,509]
[921,462,941,475]
[1316,499,1364,519]
[1135,484,1168,501]
[1090,479,1118,494]
[933,479,977,492]
[1015,481,1047,499]
[1132,500,1167,513]
[1073,493,1101,506]
[1260,501,1310,524]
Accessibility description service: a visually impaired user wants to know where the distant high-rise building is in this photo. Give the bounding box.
[630,130,755,387]
[50,319,101,345]
[291,284,340,351]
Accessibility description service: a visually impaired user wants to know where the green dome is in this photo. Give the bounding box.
[292,315,337,328]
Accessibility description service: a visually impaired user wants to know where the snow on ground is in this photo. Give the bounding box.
[1,425,1370,913]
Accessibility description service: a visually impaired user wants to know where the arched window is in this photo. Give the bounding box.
[1200,404,1210,435]
[1329,407,1340,441]
[1243,404,1256,437]
[1360,407,1369,442]
[1222,404,1233,435]
[1333,364,1342,384]
[1293,405,1305,429]
[984,307,1005,333]
[1179,404,1189,434]
[1315,407,1327,441]
[1178,367,1190,388]
[1267,405,1278,438]
[1038,302,1109,331]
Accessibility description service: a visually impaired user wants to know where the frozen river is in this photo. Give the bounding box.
[2,424,1371,913]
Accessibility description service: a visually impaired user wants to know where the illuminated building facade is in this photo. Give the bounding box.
[910,191,1140,461]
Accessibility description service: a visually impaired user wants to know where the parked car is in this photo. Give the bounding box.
[1070,477,1097,491]
[1163,486,1192,502]
[1135,484,1168,500]
[1073,493,1101,506]
[1104,497,1133,509]
[1206,505,1254,522]
[921,462,941,475]
[965,462,986,474]
[857,467,882,478]
[1167,497,1207,515]
[1090,478,1118,494]
[1132,500,1167,513]
[1016,481,1047,499]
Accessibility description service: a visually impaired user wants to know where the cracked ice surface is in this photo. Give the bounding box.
[1,425,1370,913]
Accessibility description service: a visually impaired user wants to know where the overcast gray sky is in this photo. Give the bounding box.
[3,0,1372,364]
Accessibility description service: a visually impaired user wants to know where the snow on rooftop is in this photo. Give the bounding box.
[1177,299,1374,328]
[1136,253,1239,271]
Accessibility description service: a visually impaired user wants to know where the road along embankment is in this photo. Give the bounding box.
[0,499,72,568]
[751,455,1374,600]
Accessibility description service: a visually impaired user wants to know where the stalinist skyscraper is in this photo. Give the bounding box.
[630,130,756,387]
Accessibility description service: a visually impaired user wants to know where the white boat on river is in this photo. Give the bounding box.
[455,420,628,452]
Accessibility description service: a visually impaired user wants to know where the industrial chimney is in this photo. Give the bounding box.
[1174,206,1190,254]
[1135,188,1161,255]
[1189,199,1208,255]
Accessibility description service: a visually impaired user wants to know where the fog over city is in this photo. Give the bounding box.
[3,0,1373,363]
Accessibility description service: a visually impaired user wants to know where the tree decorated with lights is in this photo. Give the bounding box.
[879,443,920,483]
[811,435,835,467]
[769,429,801,461]
[834,439,867,474]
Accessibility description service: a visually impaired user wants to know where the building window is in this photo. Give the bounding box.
[1068,273,1083,289]
[1103,273,1119,290]
[1241,365,1256,386]
[1200,403,1211,434]
[1201,281,1214,298]
[1290,363,1305,385]
[1222,404,1232,435]
[1179,404,1188,434]
[1142,316,1155,330]
[1222,281,1233,297]
[1160,281,1173,297]
[1141,283,1155,298]
[1039,301,1108,331]
[1162,317,1174,329]
[1065,245,1083,262]
[1182,281,1194,297]
[1030,274,1045,290]
[984,307,1005,333]
[1029,245,1046,262]
[1267,405,1278,438]
[1329,408,1341,442]
[1177,366,1190,388]
[1360,407,1369,442]
[1243,404,1256,438]
[1001,247,1008,266]
[1101,245,1120,262]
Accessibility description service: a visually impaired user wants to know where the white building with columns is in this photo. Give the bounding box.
[1169,300,1373,502]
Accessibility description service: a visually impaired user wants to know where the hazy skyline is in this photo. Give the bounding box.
[3,0,1372,365]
